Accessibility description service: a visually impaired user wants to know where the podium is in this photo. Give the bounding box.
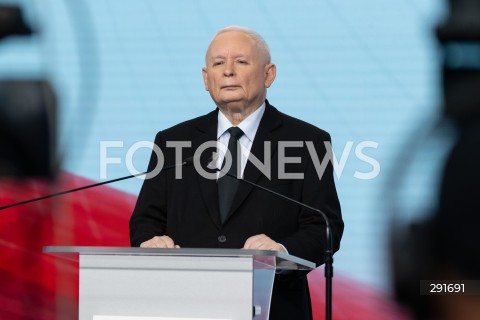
[44,246,315,320]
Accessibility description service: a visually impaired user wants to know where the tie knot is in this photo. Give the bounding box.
[228,127,244,140]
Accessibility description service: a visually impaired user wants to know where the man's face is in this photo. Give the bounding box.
[202,31,275,112]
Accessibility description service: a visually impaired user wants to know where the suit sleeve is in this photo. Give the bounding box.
[279,132,344,266]
[129,132,168,247]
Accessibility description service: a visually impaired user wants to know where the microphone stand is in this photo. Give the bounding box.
[221,170,334,320]
[0,159,191,211]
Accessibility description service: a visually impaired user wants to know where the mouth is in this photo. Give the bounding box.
[221,85,240,90]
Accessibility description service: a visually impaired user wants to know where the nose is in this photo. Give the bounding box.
[223,60,235,77]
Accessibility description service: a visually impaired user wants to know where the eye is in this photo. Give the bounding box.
[212,61,224,67]
[237,60,248,64]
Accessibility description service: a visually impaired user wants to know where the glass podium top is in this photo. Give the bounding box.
[43,246,316,271]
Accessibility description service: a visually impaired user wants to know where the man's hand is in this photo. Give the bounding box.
[140,236,180,248]
[243,234,286,252]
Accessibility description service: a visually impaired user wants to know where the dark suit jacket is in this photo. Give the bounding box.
[130,100,344,320]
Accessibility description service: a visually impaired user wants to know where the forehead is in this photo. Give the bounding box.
[207,31,258,58]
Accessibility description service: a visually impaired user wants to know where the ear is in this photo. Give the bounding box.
[264,64,276,88]
[202,67,209,91]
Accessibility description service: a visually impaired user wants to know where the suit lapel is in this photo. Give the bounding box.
[226,101,282,222]
[192,109,222,229]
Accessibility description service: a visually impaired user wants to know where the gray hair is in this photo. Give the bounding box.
[206,26,271,64]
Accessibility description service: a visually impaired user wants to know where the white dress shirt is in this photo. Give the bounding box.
[215,102,265,178]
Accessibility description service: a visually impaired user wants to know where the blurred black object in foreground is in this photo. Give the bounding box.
[437,0,480,125]
[391,1,480,319]
[0,5,32,40]
[0,5,57,178]
[0,80,57,178]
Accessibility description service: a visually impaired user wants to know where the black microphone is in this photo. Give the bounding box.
[211,159,334,320]
[0,156,194,211]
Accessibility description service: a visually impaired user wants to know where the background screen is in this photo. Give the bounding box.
[0,0,447,314]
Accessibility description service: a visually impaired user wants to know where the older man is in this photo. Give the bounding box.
[130,26,344,320]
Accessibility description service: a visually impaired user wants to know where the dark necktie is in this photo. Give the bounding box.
[218,127,244,224]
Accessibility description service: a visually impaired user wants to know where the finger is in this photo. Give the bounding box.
[140,241,152,248]
[243,234,266,249]
[140,236,176,248]
[244,234,269,250]
[245,235,284,252]
[248,241,272,250]
[156,236,175,248]
[243,237,257,249]
[140,238,157,248]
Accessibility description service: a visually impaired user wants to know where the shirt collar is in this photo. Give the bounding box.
[217,102,266,142]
